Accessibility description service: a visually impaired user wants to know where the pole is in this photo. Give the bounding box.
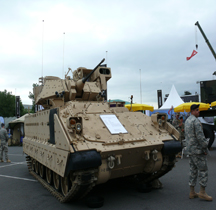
[63,32,65,78]
[140,69,142,104]
[195,21,216,61]
[106,51,108,65]
[42,20,44,79]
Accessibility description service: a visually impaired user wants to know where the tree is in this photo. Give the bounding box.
[28,83,39,113]
[0,90,26,117]
[184,91,192,95]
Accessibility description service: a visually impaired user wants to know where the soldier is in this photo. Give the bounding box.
[179,116,185,142]
[185,104,212,201]
[172,112,180,129]
[0,123,11,163]
[175,116,185,158]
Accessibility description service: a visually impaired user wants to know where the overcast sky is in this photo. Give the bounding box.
[0,0,216,108]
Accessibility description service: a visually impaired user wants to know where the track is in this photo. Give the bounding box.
[26,156,96,203]
[136,154,176,186]
[26,154,176,201]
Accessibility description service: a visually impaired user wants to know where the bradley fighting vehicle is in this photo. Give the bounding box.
[23,58,181,202]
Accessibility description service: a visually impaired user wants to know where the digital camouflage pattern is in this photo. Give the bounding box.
[0,127,8,144]
[178,122,185,142]
[185,114,208,187]
[0,128,9,161]
[172,118,180,130]
[185,115,208,155]
[189,155,208,187]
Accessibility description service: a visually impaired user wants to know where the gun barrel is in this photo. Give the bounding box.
[82,58,105,83]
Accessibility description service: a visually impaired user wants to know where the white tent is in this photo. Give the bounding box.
[160,85,184,109]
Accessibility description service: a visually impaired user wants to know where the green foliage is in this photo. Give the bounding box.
[0,90,26,117]
[28,83,39,113]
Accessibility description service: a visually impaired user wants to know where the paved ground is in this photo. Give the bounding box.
[0,141,215,210]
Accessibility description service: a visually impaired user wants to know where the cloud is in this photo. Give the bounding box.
[0,0,216,109]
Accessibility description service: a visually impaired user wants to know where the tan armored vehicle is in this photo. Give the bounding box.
[23,58,181,202]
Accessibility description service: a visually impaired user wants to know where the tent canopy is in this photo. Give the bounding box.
[174,102,210,112]
[125,104,154,112]
[9,114,31,129]
[160,85,184,109]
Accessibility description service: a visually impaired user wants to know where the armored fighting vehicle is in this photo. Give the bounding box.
[23,58,181,202]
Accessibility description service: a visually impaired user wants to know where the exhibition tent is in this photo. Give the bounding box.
[159,85,184,109]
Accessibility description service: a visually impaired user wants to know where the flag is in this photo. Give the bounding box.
[186,50,198,61]
[168,106,173,115]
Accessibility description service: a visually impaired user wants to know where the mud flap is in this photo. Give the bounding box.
[65,150,102,177]
[162,140,182,155]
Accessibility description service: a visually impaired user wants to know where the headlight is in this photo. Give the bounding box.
[67,117,82,132]
[70,119,76,128]
[75,123,82,132]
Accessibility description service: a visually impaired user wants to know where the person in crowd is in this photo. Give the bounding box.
[172,112,180,129]
[0,123,11,163]
[179,116,185,142]
[185,104,212,201]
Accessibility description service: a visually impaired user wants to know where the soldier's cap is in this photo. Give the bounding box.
[176,112,180,116]
[190,104,200,111]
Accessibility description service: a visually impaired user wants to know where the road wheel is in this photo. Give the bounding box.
[39,163,45,178]
[53,172,61,191]
[46,167,53,185]
[61,175,72,196]
[31,158,35,171]
[35,161,39,174]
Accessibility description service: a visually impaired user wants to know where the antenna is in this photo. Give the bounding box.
[63,32,65,79]
[106,51,108,65]
[140,69,142,104]
[42,20,44,79]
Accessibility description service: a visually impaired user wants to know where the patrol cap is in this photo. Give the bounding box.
[190,104,200,111]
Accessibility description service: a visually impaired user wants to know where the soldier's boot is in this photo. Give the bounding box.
[198,186,212,201]
[0,159,4,162]
[6,160,11,163]
[189,186,198,199]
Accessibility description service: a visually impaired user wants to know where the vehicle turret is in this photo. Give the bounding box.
[33,58,111,109]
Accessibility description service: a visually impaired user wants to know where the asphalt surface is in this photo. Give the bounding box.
[0,141,215,210]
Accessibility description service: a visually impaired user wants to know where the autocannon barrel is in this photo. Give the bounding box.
[76,58,105,96]
[82,58,105,83]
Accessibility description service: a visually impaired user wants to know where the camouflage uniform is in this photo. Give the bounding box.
[178,122,185,142]
[172,118,180,130]
[185,115,208,187]
[0,127,9,161]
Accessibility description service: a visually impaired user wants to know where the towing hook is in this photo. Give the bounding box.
[107,156,115,169]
